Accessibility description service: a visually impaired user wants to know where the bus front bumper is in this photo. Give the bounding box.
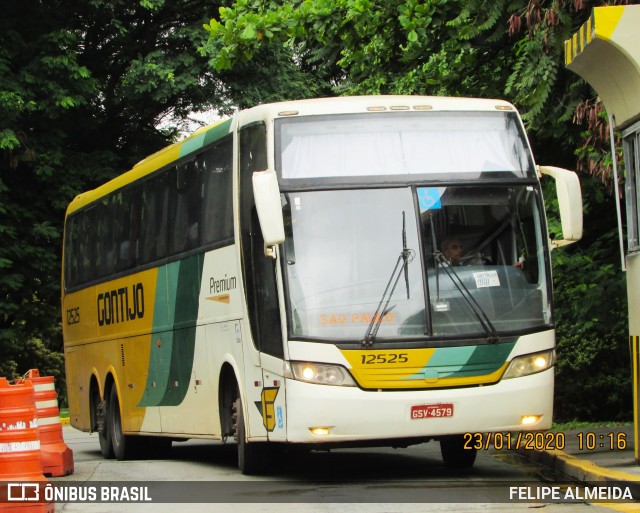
[282,368,553,444]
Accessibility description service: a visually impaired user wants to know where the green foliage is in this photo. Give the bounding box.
[0,0,276,396]
[200,0,589,145]
[0,338,67,408]
[552,420,630,431]
[218,46,329,109]
[201,0,464,96]
[546,176,630,422]
[572,98,626,192]
[0,130,20,150]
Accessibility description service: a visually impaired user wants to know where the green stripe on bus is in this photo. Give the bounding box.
[178,119,232,159]
[157,254,202,406]
[138,256,203,407]
[203,119,232,146]
[180,133,207,158]
[138,262,179,407]
[404,340,515,380]
[447,341,515,377]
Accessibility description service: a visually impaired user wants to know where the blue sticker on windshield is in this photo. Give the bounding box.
[418,188,445,211]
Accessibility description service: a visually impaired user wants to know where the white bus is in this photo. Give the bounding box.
[62,96,582,474]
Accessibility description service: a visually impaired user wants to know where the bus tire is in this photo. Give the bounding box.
[108,386,140,461]
[94,387,114,459]
[440,435,477,469]
[233,397,269,475]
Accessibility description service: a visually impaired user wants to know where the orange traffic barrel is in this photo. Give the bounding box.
[24,370,73,477]
[0,377,55,512]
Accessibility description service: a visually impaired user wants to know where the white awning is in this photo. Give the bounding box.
[565,6,640,129]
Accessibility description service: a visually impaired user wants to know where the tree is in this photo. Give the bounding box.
[1,0,329,393]
[0,0,319,394]
[201,0,634,162]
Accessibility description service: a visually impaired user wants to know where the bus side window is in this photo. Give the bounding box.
[240,124,284,359]
[128,185,142,266]
[78,207,97,284]
[282,197,295,264]
[64,215,80,289]
[249,207,283,357]
[169,159,201,255]
[95,198,114,277]
[139,173,168,264]
[112,190,136,273]
[201,136,233,246]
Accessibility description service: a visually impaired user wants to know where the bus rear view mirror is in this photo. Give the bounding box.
[253,169,285,258]
[538,165,583,248]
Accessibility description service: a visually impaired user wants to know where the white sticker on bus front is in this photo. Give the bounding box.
[473,270,500,288]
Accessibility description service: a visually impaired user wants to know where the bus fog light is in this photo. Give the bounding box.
[288,362,356,386]
[503,350,556,379]
[309,427,331,436]
[521,415,541,426]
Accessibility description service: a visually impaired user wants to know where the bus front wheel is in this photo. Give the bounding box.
[440,435,477,469]
[233,398,269,475]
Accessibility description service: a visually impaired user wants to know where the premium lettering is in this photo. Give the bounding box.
[210,274,237,294]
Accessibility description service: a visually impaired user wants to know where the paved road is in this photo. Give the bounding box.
[47,426,628,512]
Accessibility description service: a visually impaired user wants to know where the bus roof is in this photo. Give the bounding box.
[236,95,516,127]
[65,95,517,216]
[65,118,233,215]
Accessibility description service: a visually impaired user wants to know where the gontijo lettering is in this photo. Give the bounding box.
[97,283,144,326]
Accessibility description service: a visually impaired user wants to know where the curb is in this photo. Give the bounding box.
[60,417,70,425]
[516,447,640,484]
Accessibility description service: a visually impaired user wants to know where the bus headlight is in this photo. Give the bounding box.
[285,361,357,386]
[502,349,556,379]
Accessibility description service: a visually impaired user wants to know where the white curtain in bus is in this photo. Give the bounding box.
[281,129,521,178]
[283,131,404,177]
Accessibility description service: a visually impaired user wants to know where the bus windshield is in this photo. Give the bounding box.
[282,185,550,341]
[276,111,535,184]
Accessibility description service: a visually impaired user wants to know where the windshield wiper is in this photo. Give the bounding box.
[362,212,414,348]
[433,252,500,343]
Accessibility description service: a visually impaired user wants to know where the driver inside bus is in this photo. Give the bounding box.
[441,235,524,268]
[441,236,487,265]
[441,236,464,265]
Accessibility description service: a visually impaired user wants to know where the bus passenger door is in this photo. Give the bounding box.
[246,209,287,441]
[240,124,288,443]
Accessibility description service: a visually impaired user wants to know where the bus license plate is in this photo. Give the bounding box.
[410,403,454,419]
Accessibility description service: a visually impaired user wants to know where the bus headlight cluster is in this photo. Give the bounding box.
[502,349,556,379]
[286,362,356,386]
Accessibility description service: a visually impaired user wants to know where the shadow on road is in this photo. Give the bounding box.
[158,439,553,483]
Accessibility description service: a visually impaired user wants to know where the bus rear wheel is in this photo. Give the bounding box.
[440,435,477,469]
[93,387,114,459]
[233,398,269,475]
[108,386,142,460]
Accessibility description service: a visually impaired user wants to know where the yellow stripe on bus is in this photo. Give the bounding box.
[66,145,182,214]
